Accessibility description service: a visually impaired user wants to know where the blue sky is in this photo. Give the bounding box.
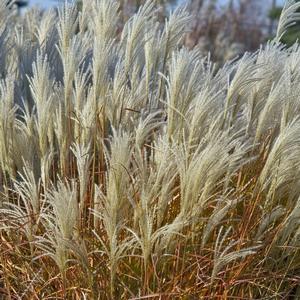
[29,0,57,8]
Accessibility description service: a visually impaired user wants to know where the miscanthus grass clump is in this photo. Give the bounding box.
[2,0,300,298]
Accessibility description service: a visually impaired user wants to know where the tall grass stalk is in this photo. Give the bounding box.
[2,0,300,298]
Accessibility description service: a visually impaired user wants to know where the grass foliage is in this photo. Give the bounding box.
[1,0,300,298]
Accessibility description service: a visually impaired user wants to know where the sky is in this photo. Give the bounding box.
[28,0,286,9]
[29,0,57,8]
